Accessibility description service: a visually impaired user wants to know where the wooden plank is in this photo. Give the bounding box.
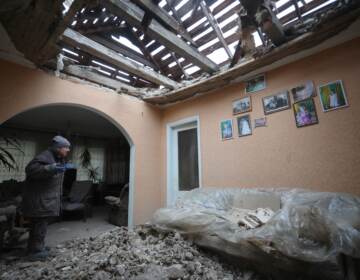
[88,34,157,69]
[100,0,219,73]
[61,28,179,88]
[200,1,232,58]
[132,0,195,44]
[64,64,147,96]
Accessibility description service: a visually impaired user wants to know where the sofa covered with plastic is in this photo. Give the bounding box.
[151,188,360,279]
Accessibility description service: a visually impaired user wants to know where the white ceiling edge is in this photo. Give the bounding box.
[0,23,35,69]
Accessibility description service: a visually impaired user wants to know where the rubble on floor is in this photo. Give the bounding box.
[0,226,266,280]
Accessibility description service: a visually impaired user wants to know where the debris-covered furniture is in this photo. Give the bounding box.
[105,183,129,227]
[152,188,360,280]
[0,180,27,252]
[62,180,93,222]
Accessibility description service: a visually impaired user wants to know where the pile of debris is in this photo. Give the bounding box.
[0,226,265,280]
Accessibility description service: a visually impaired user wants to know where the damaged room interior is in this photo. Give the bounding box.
[0,0,359,279]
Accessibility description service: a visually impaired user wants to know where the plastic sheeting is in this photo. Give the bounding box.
[151,188,360,279]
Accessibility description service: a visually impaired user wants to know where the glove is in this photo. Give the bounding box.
[54,164,66,173]
[45,163,66,174]
[64,163,76,170]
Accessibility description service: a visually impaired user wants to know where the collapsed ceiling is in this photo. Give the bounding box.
[0,0,359,105]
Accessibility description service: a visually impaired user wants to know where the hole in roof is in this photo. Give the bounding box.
[193,27,213,41]
[151,45,165,56]
[92,60,116,71]
[207,48,229,64]
[214,1,239,20]
[96,68,111,76]
[187,17,207,32]
[277,5,295,18]
[222,26,238,38]
[116,75,130,83]
[62,48,79,56]
[111,36,143,54]
[175,0,189,11]
[252,31,263,47]
[161,53,171,61]
[198,37,219,52]
[181,10,193,21]
[210,0,227,11]
[118,70,129,76]
[145,40,155,48]
[158,0,166,8]
[63,56,79,64]
[185,65,200,75]
[302,0,337,16]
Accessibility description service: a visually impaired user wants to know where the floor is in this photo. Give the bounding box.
[46,206,117,246]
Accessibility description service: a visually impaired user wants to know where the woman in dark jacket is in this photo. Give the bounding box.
[23,135,71,260]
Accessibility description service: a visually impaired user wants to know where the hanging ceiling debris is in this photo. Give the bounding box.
[0,0,359,103]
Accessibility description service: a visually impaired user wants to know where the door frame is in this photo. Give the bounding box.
[166,116,202,206]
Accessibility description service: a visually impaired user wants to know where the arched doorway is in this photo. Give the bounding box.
[0,103,135,246]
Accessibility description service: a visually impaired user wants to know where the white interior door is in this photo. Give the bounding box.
[167,117,201,206]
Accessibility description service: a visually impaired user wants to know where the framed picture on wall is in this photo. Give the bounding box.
[254,117,267,128]
[220,119,233,140]
[232,96,252,115]
[318,80,348,112]
[237,115,252,137]
[291,81,316,103]
[245,74,266,94]
[262,91,291,115]
[293,98,319,128]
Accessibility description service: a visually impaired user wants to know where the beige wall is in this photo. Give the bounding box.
[161,38,360,204]
[0,39,359,225]
[0,59,163,225]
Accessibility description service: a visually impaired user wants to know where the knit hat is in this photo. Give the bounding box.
[52,135,71,149]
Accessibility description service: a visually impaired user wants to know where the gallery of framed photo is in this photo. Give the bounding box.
[318,80,348,112]
[237,115,252,137]
[262,91,291,115]
[245,74,266,94]
[232,96,252,115]
[220,119,233,140]
[293,98,319,128]
[291,81,316,103]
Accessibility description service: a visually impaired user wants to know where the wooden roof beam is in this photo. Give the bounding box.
[100,0,219,73]
[61,28,179,88]
[132,0,196,45]
[63,64,151,97]
[199,1,232,58]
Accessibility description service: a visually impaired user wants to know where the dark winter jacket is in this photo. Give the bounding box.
[22,149,64,217]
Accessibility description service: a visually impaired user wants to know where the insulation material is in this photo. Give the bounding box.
[151,188,360,279]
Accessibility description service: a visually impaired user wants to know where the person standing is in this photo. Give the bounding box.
[22,135,71,260]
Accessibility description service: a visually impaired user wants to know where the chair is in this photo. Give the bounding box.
[62,180,93,222]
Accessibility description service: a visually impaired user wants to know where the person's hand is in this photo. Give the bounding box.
[45,163,66,173]
[64,163,76,170]
[54,163,66,173]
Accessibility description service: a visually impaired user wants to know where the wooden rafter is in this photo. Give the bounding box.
[132,0,195,45]
[61,28,179,88]
[199,1,232,58]
[99,0,219,73]
[64,64,147,96]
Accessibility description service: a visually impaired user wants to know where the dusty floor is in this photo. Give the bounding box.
[46,206,117,246]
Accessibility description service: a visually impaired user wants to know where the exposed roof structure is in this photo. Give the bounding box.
[0,0,359,104]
